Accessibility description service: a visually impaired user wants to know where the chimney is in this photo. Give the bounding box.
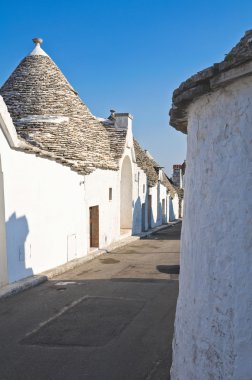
[114,113,133,129]
[172,164,182,187]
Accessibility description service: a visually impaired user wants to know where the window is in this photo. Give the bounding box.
[109,188,112,201]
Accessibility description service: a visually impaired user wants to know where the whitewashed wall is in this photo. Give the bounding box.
[132,167,171,233]
[172,194,179,220]
[171,77,252,379]
[132,165,148,234]
[0,155,8,287]
[0,128,87,283]
[169,194,179,221]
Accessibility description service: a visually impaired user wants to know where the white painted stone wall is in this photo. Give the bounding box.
[172,194,179,220]
[148,183,170,227]
[132,165,148,234]
[169,194,179,221]
[171,77,252,379]
[0,155,8,287]
[120,155,133,229]
[0,126,87,282]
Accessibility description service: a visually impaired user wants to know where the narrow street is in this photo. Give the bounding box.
[0,223,181,380]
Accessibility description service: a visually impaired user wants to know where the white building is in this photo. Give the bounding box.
[169,31,252,379]
[0,38,180,287]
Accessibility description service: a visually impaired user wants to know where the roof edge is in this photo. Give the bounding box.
[169,29,252,133]
[0,96,20,148]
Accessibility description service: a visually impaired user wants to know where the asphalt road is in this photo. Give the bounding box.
[0,223,181,380]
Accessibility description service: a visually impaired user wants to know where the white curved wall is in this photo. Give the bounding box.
[0,155,8,287]
[171,78,252,379]
[0,127,87,282]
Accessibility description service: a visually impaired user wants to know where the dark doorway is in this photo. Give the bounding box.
[89,206,99,248]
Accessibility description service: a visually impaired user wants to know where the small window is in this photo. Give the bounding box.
[109,188,112,201]
[143,184,145,193]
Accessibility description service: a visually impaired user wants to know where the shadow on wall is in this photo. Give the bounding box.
[6,212,33,282]
[169,197,176,221]
[132,196,142,234]
[132,193,164,235]
[157,183,162,225]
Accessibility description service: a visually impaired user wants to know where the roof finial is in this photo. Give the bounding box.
[32,38,43,45]
[30,38,48,57]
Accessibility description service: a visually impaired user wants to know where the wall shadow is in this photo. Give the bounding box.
[6,212,33,282]
[169,197,176,221]
[132,196,142,234]
[132,186,167,235]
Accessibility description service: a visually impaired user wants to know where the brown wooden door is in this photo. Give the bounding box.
[89,206,99,247]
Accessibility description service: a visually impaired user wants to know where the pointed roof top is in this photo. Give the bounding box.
[0,38,123,174]
[30,38,48,56]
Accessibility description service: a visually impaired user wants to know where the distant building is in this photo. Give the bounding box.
[172,161,186,189]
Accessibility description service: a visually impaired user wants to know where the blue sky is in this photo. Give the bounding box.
[0,0,251,175]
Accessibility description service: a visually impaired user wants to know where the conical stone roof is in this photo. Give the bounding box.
[0,39,119,174]
[133,139,159,187]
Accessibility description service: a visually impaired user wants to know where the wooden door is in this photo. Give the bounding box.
[89,206,99,247]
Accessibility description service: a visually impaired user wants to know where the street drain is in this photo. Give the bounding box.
[100,258,120,264]
[56,287,66,291]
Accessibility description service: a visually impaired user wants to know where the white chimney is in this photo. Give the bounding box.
[114,113,133,129]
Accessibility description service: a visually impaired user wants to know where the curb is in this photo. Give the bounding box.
[0,220,181,299]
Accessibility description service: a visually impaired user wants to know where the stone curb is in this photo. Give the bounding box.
[0,220,181,299]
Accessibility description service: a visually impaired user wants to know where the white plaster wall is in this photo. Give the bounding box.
[171,78,252,379]
[169,194,179,221]
[148,183,168,228]
[148,186,157,228]
[0,129,86,283]
[159,184,169,223]
[132,166,148,234]
[120,155,133,229]
[172,194,179,220]
[0,155,8,287]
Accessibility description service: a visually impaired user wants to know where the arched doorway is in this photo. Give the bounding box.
[0,155,8,287]
[120,156,133,231]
